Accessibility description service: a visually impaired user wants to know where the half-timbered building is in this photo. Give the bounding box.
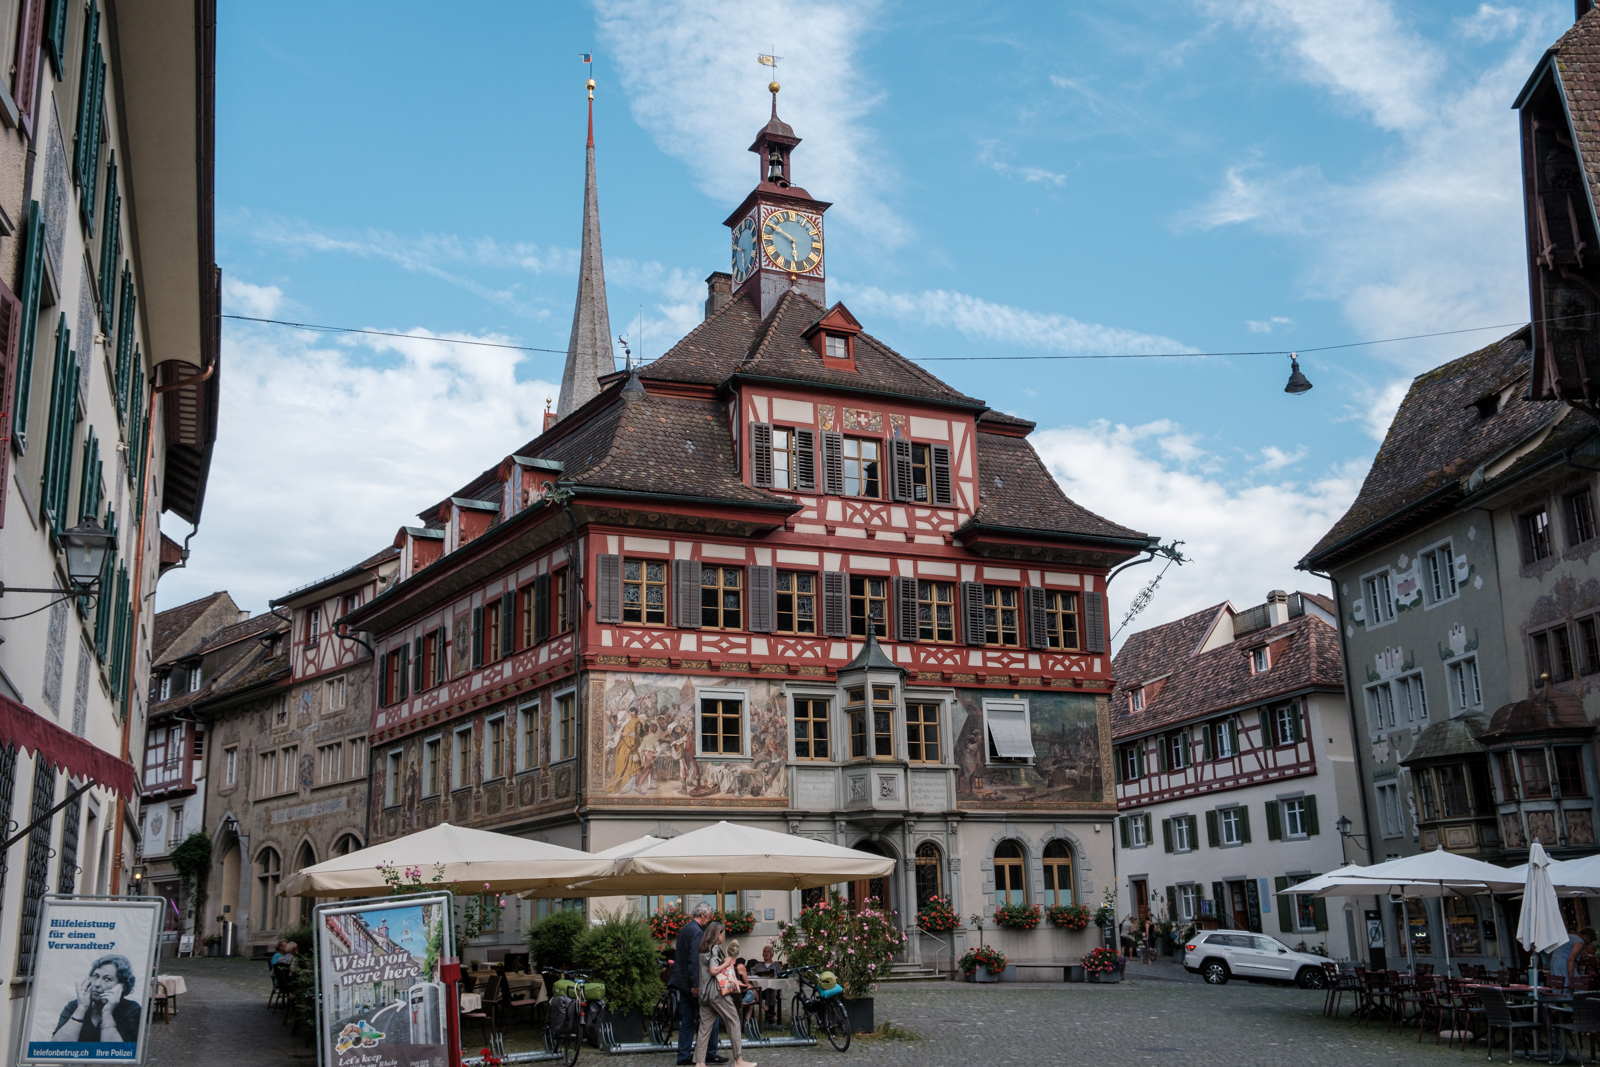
[346,86,1154,971]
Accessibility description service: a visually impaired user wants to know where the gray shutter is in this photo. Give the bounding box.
[748,564,776,633]
[1188,816,1199,851]
[961,581,986,646]
[931,445,952,506]
[1311,897,1328,931]
[750,422,774,488]
[412,637,423,691]
[1024,586,1047,650]
[1238,805,1252,844]
[821,571,848,637]
[1305,794,1320,836]
[894,576,918,642]
[889,439,913,502]
[822,431,844,495]
[398,644,410,700]
[673,559,701,629]
[1084,591,1105,653]
[1290,702,1304,743]
[595,554,622,624]
[534,574,551,643]
[1259,708,1274,747]
[1266,800,1282,841]
[1275,876,1293,934]
[794,429,817,491]
[500,591,515,657]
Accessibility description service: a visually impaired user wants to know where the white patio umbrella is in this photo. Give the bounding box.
[1517,840,1568,985]
[278,822,616,897]
[518,835,663,899]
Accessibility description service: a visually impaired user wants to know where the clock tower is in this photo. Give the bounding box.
[724,82,832,320]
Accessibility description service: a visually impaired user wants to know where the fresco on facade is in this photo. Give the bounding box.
[601,675,787,799]
[952,689,1103,803]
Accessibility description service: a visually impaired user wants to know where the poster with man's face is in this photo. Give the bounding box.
[19,896,162,1065]
[317,894,453,1067]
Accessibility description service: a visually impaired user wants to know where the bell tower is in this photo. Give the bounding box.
[723,81,832,319]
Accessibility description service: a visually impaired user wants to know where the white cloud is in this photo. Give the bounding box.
[1459,4,1526,42]
[1178,164,1318,233]
[1255,444,1307,471]
[1245,315,1294,333]
[835,284,1195,356]
[157,317,560,614]
[593,0,902,243]
[222,277,285,318]
[977,141,1068,186]
[1033,419,1365,644]
[1342,375,1414,443]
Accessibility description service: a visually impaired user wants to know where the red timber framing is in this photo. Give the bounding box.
[1114,698,1320,809]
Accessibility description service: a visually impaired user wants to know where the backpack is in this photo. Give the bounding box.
[547,995,577,1037]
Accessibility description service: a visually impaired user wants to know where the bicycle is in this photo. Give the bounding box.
[542,968,594,1066]
[648,984,679,1046]
[781,966,851,1053]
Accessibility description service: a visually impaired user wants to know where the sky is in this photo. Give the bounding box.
[160,0,1572,646]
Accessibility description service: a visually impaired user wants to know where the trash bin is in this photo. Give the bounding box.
[220,920,236,957]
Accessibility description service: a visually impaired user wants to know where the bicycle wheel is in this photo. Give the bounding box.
[562,1028,581,1067]
[791,994,810,1038]
[822,1000,851,1052]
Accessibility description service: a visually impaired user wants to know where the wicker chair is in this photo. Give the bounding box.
[1550,989,1600,1063]
[461,974,503,1045]
[1477,987,1542,1063]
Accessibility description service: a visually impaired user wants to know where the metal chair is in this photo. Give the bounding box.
[1477,987,1542,1063]
[267,963,292,1010]
[1550,989,1600,1063]
[1393,973,1431,1036]
[461,974,503,1045]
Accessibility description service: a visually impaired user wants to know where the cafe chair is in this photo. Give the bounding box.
[462,974,503,1045]
[1548,989,1600,1063]
[505,973,542,1026]
[267,963,292,1010]
[1477,987,1542,1063]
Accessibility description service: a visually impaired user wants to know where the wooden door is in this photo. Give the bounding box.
[1133,879,1149,922]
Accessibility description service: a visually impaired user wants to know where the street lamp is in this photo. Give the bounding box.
[1284,352,1313,395]
[0,519,115,599]
[1335,815,1369,865]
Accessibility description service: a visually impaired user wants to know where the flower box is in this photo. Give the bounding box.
[971,964,1016,983]
[992,903,1041,931]
[1088,970,1122,983]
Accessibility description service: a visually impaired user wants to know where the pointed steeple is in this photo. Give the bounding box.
[557,76,613,420]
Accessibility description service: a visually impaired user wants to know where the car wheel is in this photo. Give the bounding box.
[1297,967,1327,989]
[1201,960,1229,985]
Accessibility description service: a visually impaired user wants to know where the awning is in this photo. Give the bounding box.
[0,694,138,797]
[986,708,1037,759]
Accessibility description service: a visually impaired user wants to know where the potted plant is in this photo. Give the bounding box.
[774,891,903,1033]
[574,908,664,1047]
[1091,886,1117,933]
[202,933,221,957]
[1082,946,1124,983]
[1047,904,1091,931]
[916,895,959,934]
[717,908,756,936]
[993,902,1041,931]
[958,944,1010,982]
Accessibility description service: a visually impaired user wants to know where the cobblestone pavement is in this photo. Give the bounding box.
[145,956,311,1066]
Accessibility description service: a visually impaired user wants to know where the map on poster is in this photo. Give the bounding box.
[317,894,453,1067]
[20,896,162,1065]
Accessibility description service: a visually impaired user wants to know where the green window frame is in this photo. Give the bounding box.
[39,314,79,536]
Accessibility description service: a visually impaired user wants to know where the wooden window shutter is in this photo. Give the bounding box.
[821,570,848,637]
[412,637,424,691]
[534,573,551,642]
[1201,723,1213,761]
[1118,816,1129,849]
[398,643,409,700]
[1113,747,1123,783]
[793,428,816,490]
[1143,813,1152,844]
[1311,896,1328,931]
[71,4,99,182]
[822,430,844,495]
[748,564,776,633]
[961,581,986,646]
[1265,799,1282,841]
[594,554,621,624]
[40,315,77,533]
[500,591,515,658]
[1156,737,1168,773]
[378,653,390,706]
[1084,591,1105,653]
[471,606,484,668]
[893,575,918,642]
[672,559,701,629]
[1304,794,1319,836]
[1023,586,1047,650]
[1205,810,1219,848]
[42,0,65,76]
[12,0,44,137]
[98,153,120,330]
[1161,818,1173,853]
[931,445,952,506]
[750,422,774,488]
[1291,702,1304,743]
[888,439,913,502]
[434,628,447,686]
[1237,805,1252,843]
[1189,816,1199,850]
[1274,876,1293,933]
[1166,885,1178,920]
[11,202,43,453]
[1259,708,1274,746]
[0,274,20,527]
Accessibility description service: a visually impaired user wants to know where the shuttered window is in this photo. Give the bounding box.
[821,431,844,494]
[892,576,918,642]
[97,153,120,327]
[500,591,515,657]
[75,427,101,524]
[984,586,1020,646]
[747,564,776,632]
[849,575,887,638]
[114,266,136,417]
[622,558,668,625]
[821,570,848,637]
[1023,587,1047,650]
[793,428,816,490]
[960,581,985,647]
[595,554,621,624]
[1084,591,1105,653]
[470,606,484,668]
[38,314,77,535]
[43,0,66,76]
[11,0,44,137]
[0,273,21,526]
[749,422,774,488]
[776,571,816,633]
[411,636,424,692]
[843,437,881,497]
[533,573,550,642]
[917,580,955,642]
[930,445,952,506]
[72,4,106,226]
[888,438,913,501]
[672,559,701,629]
[10,201,43,454]
[700,565,742,629]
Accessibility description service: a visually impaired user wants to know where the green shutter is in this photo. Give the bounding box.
[43,0,67,76]
[1189,816,1201,850]
[398,644,409,699]
[1137,746,1146,778]
[1238,805,1252,844]
[1211,882,1226,920]
[1166,885,1178,921]
[1157,736,1169,773]
[97,152,120,326]
[1114,746,1124,783]
[72,4,99,183]
[1304,794,1320,836]
[471,605,484,667]
[1162,818,1173,853]
[39,315,77,534]
[1291,702,1304,743]
[1275,876,1293,934]
[11,201,43,450]
[1202,723,1213,761]
[1266,799,1282,841]
[1311,897,1328,932]
[1144,813,1153,846]
[1205,810,1219,848]
[1119,816,1130,849]
[1259,708,1273,746]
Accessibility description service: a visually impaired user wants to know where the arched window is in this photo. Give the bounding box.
[334,834,362,856]
[256,848,281,930]
[915,842,943,909]
[994,840,1026,906]
[1043,841,1074,906]
[294,842,318,923]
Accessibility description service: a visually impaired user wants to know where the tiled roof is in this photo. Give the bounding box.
[151,615,289,716]
[966,430,1149,543]
[196,612,283,653]
[1302,329,1562,566]
[151,591,231,663]
[1299,591,1336,615]
[1551,11,1600,218]
[1112,603,1226,696]
[1110,610,1344,739]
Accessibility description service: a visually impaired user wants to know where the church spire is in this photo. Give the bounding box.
[557,74,613,420]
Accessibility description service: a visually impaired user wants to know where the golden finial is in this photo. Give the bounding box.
[769,80,780,94]
[587,77,595,100]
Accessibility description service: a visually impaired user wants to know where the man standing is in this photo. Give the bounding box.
[670,902,723,1065]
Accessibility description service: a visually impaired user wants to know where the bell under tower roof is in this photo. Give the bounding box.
[557,77,614,420]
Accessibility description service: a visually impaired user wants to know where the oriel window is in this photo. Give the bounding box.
[906,702,940,763]
[843,437,880,498]
[793,698,830,760]
[850,575,887,638]
[487,717,505,780]
[984,586,1020,646]
[776,571,816,634]
[622,559,667,625]
[1043,591,1080,649]
[700,697,744,756]
[1520,750,1553,798]
[846,686,895,759]
[1556,746,1587,796]
[701,566,743,629]
[917,581,955,642]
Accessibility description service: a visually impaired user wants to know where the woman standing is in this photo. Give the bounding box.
[694,922,757,1067]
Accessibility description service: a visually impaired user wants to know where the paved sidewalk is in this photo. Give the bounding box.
[145,956,311,1067]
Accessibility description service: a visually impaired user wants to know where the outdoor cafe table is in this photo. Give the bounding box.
[748,975,799,1028]
[155,974,187,1015]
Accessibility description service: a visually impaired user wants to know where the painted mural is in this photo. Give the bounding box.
[953,689,1103,804]
[600,674,787,800]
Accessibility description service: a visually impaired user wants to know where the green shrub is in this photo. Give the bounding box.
[526,908,588,971]
[574,909,665,1018]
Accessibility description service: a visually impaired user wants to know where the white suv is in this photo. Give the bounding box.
[1182,931,1328,988]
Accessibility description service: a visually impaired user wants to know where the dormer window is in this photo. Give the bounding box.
[1130,688,1144,712]
[825,334,849,359]
[1251,647,1270,673]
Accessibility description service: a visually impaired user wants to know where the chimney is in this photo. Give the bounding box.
[705,271,732,320]
[238,610,250,623]
[1265,589,1290,626]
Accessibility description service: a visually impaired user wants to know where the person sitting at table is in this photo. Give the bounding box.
[269,940,292,967]
[748,944,781,1024]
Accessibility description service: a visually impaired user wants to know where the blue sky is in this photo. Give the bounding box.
[160,0,1571,640]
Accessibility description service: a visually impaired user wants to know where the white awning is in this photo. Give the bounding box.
[986,709,1036,759]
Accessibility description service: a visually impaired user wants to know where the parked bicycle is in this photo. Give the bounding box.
[781,966,851,1052]
[543,969,594,1066]
[648,984,680,1046]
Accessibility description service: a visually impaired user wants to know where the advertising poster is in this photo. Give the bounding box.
[19,895,162,1065]
[317,894,454,1067]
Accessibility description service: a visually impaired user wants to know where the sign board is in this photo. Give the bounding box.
[18,895,163,1065]
[316,893,454,1067]
[177,936,194,957]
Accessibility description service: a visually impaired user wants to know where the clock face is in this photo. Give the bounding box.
[731,217,759,284]
[761,210,822,273]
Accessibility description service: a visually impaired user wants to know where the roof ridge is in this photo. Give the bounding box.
[741,289,814,369]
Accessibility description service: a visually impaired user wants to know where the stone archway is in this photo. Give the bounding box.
[847,837,898,917]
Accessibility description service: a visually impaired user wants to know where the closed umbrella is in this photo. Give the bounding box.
[1518,840,1568,987]
[278,821,616,897]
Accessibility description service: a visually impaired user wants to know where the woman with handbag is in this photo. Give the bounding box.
[694,922,756,1067]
